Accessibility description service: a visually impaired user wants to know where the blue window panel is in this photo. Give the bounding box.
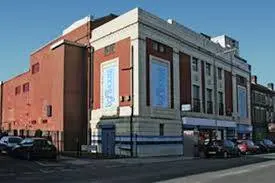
[150,59,169,108]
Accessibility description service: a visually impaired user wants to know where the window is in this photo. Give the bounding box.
[104,44,115,55]
[206,63,211,76]
[192,85,200,112]
[193,85,200,99]
[152,41,158,51]
[23,83,29,93]
[218,92,224,115]
[159,124,164,136]
[192,57,198,71]
[32,63,40,74]
[218,68,222,80]
[15,86,21,95]
[152,41,166,53]
[46,105,52,117]
[238,86,247,118]
[207,89,213,114]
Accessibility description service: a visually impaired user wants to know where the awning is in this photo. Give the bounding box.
[182,117,236,129]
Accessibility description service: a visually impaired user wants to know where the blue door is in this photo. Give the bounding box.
[101,125,115,156]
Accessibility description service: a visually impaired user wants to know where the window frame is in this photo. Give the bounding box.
[192,57,198,72]
[206,63,211,76]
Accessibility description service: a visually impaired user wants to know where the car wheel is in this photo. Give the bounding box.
[223,151,228,158]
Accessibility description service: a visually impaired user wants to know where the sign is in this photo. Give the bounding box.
[102,60,118,109]
[81,145,97,152]
[181,104,191,111]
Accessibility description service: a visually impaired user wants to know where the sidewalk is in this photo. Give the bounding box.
[58,155,195,166]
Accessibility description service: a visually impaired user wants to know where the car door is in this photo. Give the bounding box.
[32,140,44,158]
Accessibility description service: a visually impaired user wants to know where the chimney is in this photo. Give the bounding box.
[267,83,274,91]
[251,75,257,84]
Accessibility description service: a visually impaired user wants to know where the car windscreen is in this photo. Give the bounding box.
[8,137,22,144]
[224,140,235,147]
[20,138,33,145]
[246,140,255,147]
[263,139,273,145]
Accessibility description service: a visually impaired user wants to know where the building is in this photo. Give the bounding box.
[251,76,275,140]
[90,8,252,157]
[0,14,117,151]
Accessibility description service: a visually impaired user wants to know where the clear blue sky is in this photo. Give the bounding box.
[0,1,274,85]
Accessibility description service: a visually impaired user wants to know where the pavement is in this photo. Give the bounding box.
[0,153,274,183]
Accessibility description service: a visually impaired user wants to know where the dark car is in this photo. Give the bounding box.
[204,140,240,158]
[11,138,57,160]
[0,136,23,154]
[256,139,275,153]
[237,140,260,154]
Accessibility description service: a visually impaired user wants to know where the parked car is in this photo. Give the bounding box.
[237,140,260,154]
[11,138,57,160]
[256,139,275,153]
[0,136,23,154]
[204,140,240,158]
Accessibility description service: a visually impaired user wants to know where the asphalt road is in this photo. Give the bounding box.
[0,154,273,183]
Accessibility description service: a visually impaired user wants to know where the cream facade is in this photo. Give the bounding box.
[90,8,252,157]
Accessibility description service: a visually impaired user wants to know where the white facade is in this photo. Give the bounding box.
[89,8,252,157]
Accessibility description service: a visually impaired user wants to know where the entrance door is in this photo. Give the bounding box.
[101,125,115,156]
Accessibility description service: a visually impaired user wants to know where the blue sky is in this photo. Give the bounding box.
[0,1,274,85]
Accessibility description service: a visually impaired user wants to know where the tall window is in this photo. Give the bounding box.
[206,63,211,76]
[15,86,21,95]
[32,63,40,74]
[150,58,170,108]
[238,86,247,118]
[192,57,198,72]
[218,68,222,80]
[23,83,29,93]
[218,92,224,115]
[193,85,200,112]
[207,89,213,114]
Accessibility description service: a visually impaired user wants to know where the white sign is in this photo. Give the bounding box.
[181,104,191,111]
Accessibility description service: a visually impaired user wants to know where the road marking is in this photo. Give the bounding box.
[39,169,55,174]
[34,161,61,167]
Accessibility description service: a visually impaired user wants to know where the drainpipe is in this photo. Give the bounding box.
[87,20,92,146]
[130,45,134,157]
[0,81,3,132]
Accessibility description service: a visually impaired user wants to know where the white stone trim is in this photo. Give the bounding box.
[62,16,92,35]
[50,39,85,50]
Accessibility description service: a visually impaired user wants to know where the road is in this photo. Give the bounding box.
[0,154,274,183]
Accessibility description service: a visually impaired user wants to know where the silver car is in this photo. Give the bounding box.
[0,136,23,154]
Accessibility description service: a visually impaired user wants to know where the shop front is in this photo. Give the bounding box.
[237,124,253,140]
[182,117,237,140]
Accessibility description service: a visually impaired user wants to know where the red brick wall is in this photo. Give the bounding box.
[224,71,233,116]
[179,53,191,105]
[93,38,131,109]
[2,72,30,131]
[146,38,174,108]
